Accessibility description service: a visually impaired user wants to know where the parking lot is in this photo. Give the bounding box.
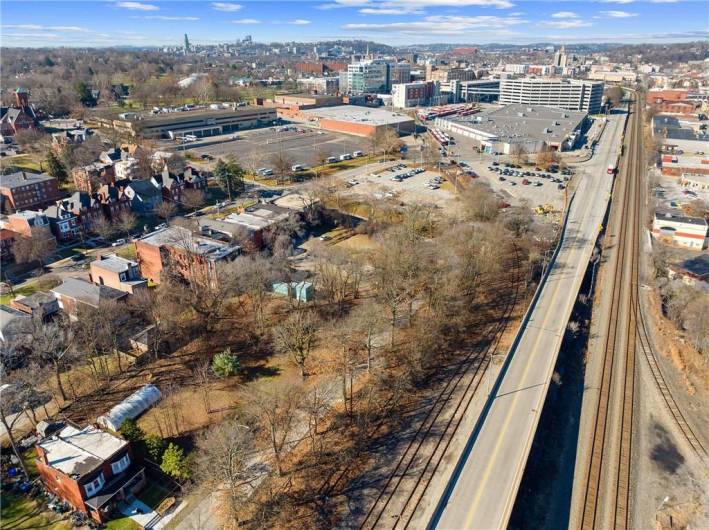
[439,147,570,211]
[176,125,369,170]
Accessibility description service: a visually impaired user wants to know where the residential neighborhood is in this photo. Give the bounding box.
[0,6,708,530]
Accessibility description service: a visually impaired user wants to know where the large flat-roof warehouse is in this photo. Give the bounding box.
[300,105,416,137]
[90,105,278,139]
[435,103,589,154]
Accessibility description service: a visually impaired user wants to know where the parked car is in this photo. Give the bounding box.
[111,238,127,247]
[326,156,337,164]
[353,150,364,157]
[291,164,305,172]
[339,154,352,161]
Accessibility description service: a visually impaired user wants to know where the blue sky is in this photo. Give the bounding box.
[1,1,707,47]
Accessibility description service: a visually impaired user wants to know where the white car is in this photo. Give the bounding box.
[111,238,127,247]
[353,150,364,157]
[291,164,305,172]
[339,154,352,161]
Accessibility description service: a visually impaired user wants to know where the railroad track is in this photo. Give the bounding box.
[579,96,642,530]
[634,303,708,460]
[355,244,523,530]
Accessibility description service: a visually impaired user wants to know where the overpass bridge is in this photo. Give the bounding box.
[428,108,628,530]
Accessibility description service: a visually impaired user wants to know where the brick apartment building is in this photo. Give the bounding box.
[0,171,61,213]
[295,61,348,75]
[35,423,145,523]
[646,89,698,115]
[135,226,239,285]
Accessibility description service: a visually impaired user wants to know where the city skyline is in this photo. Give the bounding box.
[1,0,708,48]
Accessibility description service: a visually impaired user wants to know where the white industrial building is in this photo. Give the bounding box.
[652,210,708,250]
[499,77,603,114]
[434,103,588,154]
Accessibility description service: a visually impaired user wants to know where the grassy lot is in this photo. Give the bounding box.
[0,492,71,530]
[0,153,43,172]
[115,244,137,260]
[0,275,62,305]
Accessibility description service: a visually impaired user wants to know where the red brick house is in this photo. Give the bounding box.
[51,277,128,319]
[35,423,145,523]
[0,88,38,136]
[0,228,19,262]
[72,162,116,195]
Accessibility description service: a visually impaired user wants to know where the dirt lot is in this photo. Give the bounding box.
[327,160,459,212]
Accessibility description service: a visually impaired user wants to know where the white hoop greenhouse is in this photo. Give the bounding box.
[97,384,162,432]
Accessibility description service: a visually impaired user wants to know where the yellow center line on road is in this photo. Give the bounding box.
[459,175,600,530]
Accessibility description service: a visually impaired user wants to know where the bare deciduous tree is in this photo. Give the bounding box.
[243,381,303,476]
[273,310,318,378]
[195,419,256,526]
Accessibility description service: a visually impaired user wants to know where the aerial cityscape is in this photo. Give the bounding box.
[0,2,707,530]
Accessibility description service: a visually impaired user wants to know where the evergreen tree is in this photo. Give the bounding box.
[45,150,68,184]
[211,348,241,378]
[75,81,96,107]
[160,443,191,479]
[213,158,244,201]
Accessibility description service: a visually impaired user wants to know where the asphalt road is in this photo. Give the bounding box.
[429,109,627,530]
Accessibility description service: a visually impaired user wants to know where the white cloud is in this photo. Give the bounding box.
[2,24,43,30]
[359,7,425,15]
[211,2,242,11]
[3,32,61,39]
[551,11,579,19]
[3,24,90,32]
[290,19,312,25]
[232,18,261,24]
[321,0,514,10]
[116,1,159,10]
[599,10,638,17]
[139,16,200,21]
[50,26,90,32]
[649,0,679,3]
[540,19,593,29]
[344,14,525,35]
[600,0,635,4]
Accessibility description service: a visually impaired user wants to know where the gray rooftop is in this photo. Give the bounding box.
[51,277,126,307]
[1,171,55,189]
[442,104,587,144]
[140,226,239,261]
[38,424,127,478]
[302,105,414,126]
[654,210,708,227]
[92,253,137,274]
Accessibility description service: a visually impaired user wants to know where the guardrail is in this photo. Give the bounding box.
[427,187,578,529]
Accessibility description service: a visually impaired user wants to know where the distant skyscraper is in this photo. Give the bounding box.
[554,46,568,68]
[184,33,191,52]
